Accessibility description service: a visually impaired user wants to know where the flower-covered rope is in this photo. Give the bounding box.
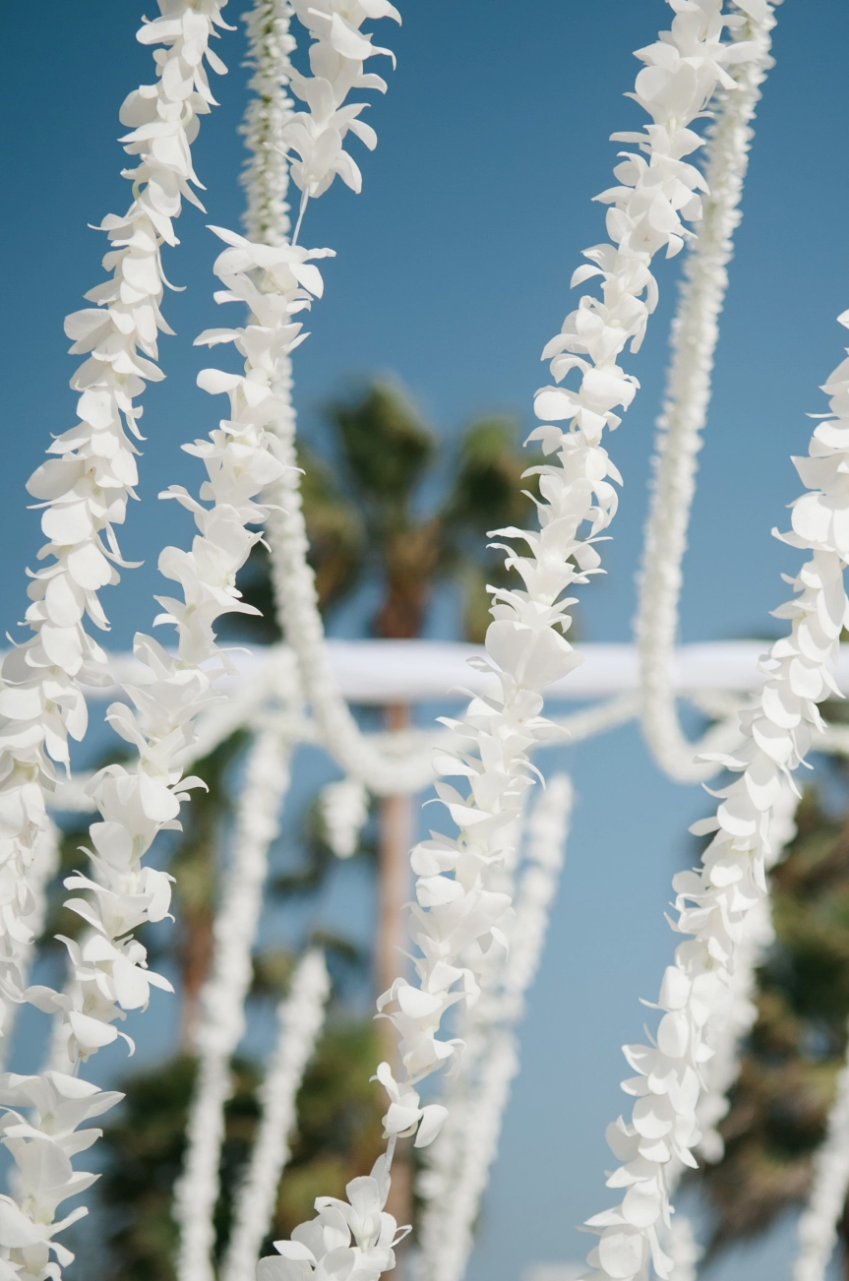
[241,1,297,247]
[793,1017,849,1281]
[320,776,370,858]
[667,1217,702,1281]
[580,317,849,1281]
[257,6,763,1279]
[175,726,295,1281]
[656,781,797,1273]
[222,949,331,1281]
[417,775,573,1281]
[239,0,442,792]
[0,823,59,1072]
[0,222,330,1278]
[255,0,440,796]
[636,0,776,783]
[0,0,229,1047]
[694,778,797,1165]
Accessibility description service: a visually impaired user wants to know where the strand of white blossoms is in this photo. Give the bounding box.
[175,727,295,1281]
[0,824,60,1073]
[0,1,229,1040]
[793,1015,849,1281]
[636,0,776,784]
[241,0,297,246]
[222,950,331,1281]
[581,318,849,1281]
[242,0,437,794]
[417,777,574,1281]
[661,780,798,1281]
[257,7,762,1279]
[0,226,328,1279]
[693,777,797,1166]
[255,0,438,795]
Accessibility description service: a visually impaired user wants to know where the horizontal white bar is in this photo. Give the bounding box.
[80,638,838,706]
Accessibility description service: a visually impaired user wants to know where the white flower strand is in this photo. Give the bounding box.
[258,1,439,797]
[417,776,573,1281]
[0,0,230,1060]
[636,0,777,784]
[258,7,759,1277]
[0,823,60,1072]
[658,782,798,1272]
[0,225,324,1279]
[421,1031,519,1281]
[581,318,849,1281]
[694,778,798,1165]
[222,949,331,1281]
[794,1018,849,1281]
[284,0,401,236]
[320,777,370,858]
[241,0,297,246]
[175,728,294,1281]
[238,0,433,797]
[667,1217,702,1281]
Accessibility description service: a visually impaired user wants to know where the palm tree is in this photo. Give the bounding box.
[693,771,849,1279]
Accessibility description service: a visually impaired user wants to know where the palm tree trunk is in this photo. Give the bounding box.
[377,702,414,1245]
[180,904,215,1053]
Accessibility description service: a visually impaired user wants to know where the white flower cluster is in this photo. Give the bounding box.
[284,0,401,215]
[320,776,370,858]
[0,0,229,1038]
[260,4,765,1277]
[0,223,333,1279]
[0,1071,123,1278]
[581,323,849,1281]
[259,1155,410,1281]
[242,0,297,245]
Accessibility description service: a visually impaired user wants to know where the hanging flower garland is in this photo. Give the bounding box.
[0,825,60,1073]
[0,0,230,1047]
[174,2,406,1266]
[417,775,574,1281]
[636,0,776,784]
[241,0,298,247]
[250,0,443,797]
[320,777,370,858]
[0,221,335,1278]
[258,5,766,1279]
[580,316,849,1280]
[694,778,798,1166]
[793,1018,849,1281]
[175,727,296,1281]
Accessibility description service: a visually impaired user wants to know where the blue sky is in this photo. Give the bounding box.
[3,1,849,1278]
